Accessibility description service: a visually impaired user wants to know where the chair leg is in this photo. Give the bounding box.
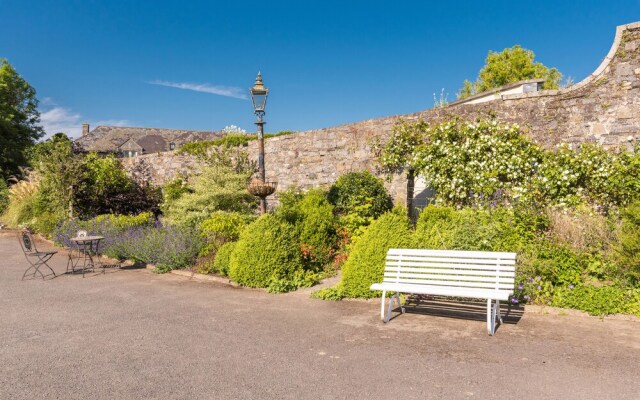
[380,290,387,321]
[22,265,36,280]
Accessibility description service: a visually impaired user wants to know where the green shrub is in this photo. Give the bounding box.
[337,208,414,298]
[93,212,153,230]
[274,187,305,227]
[615,200,640,284]
[275,188,339,271]
[213,241,237,276]
[328,171,392,220]
[551,285,640,317]
[199,211,253,256]
[414,205,533,252]
[414,205,456,249]
[163,164,256,227]
[228,214,306,292]
[160,177,191,214]
[0,177,9,215]
[297,189,338,271]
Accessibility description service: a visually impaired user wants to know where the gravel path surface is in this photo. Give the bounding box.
[1,232,639,400]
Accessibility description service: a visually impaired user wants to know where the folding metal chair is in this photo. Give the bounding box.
[19,229,57,280]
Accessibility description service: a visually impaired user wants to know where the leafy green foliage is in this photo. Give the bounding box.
[178,134,253,157]
[551,285,640,317]
[199,211,254,256]
[73,152,160,218]
[615,201,640,284]
[337,209,414,299]
[276,188,339,272]
[160,177,191,214]
[328,171,392,239]
[458,45,562,98]
[178,131,295,158]
[0,59,43,180]
[0,177,9,215]
[229,214,310,292]
[378,118,640,211]
[28,133,81,220]
[163,163,256,227]
[213,241,238,276]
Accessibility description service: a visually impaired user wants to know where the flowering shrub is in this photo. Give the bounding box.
[54,212,154,252]
[54,214,199,273]
[376,118,640,210]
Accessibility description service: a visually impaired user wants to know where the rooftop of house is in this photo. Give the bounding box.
[448,79,546,106]
[75,124,224,154]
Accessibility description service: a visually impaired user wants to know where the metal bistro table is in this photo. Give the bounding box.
[67,235,105,277]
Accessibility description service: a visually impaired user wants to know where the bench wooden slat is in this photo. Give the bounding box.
[371,283,513,300]
[383,272,515,282]
[387,248,516,260]
[386,255,516,265]
[385,261,516,271]
[384,267,515,277]
[380,278,514,290]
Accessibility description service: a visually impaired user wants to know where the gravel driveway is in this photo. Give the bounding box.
[1,231,638,400]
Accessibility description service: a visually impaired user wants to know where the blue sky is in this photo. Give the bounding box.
[2,0,639,139]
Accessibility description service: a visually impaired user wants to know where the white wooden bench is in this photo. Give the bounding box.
[370,248,516,335]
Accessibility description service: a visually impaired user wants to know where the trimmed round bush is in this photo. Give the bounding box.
[339,208,414,298]
[297,189,338,271]
[214,241,237,277]
[199,211,253,256]
[229,214,304,291]
[328,171,392,219]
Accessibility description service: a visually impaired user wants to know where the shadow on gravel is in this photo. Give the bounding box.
[391,295,525,326]
[119,262,147,270]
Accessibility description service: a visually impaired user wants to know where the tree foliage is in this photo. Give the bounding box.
[458,45,562,98]
[0,59,44,179]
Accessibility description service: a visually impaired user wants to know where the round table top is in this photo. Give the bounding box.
[70,236,104,242]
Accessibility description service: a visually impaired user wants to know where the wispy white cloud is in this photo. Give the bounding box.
[148,79,248,100]
[40,107,82,138]
[39,105,130,140]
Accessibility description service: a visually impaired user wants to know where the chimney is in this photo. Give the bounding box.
[82,123,90,137]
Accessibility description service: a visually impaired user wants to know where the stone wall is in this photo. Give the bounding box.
[122,22,640,205]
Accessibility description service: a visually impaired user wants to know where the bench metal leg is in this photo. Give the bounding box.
[487,299,501,336]
[383,293,404,323]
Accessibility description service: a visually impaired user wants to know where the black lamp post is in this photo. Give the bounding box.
[248,72,276,214]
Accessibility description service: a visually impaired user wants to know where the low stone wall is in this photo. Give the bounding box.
[122,22,640,205]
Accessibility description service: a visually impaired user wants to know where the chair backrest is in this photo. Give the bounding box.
[77,230,88,238]
[19,230,37,254]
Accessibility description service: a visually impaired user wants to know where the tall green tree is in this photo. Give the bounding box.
[0,59,43,179]
[458,45,562,98]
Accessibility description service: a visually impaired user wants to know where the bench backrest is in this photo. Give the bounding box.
[384,248,516,292]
